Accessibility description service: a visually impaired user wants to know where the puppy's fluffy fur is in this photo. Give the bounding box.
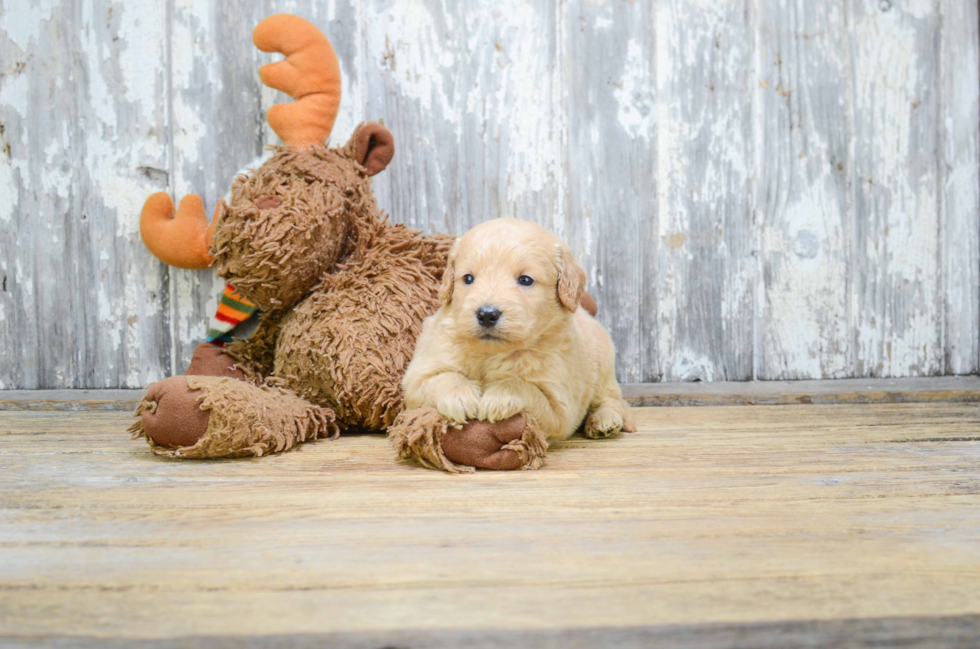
[402,219,634,444]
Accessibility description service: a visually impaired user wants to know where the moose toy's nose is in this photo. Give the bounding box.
[476,305,501,328]
[254,195,282,210]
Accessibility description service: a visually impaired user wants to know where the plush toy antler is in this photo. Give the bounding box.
[140,14,341,268]
[140,194,217,269]
[254,13,342,149]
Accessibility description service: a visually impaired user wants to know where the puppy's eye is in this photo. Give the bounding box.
[518,275,534,287]
[462,274,475,285]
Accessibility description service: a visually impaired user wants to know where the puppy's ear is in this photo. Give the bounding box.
[556,243,586,312]
[438,238,460,304]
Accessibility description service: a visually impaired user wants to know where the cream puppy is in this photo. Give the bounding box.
[402,218,633,445]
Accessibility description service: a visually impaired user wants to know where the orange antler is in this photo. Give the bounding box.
[254,14,342,149]
[140,193,216,269]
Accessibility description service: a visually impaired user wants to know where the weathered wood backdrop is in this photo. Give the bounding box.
[1,0,978,388]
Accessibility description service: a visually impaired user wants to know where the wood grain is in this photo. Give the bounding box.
[850,0,943,378]
[1,1,978,388]
[941,0,980,375]
[562,0,657,383]
[0,1,73,390]
[755,0,852,379]
[0,1,173,389]
[656,0,754,382]
[1,402,979,641]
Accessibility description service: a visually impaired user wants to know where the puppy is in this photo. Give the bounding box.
[402,218,634,447]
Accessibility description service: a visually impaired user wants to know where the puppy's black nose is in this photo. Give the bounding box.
[476,305,501,328]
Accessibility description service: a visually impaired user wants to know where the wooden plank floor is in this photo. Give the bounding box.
[2,401,980,646]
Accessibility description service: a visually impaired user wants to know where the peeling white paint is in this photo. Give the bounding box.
[764,184,850,379]
[614,40,653,140]
[1,0,976,388]
[656,0,753,381]
[171,0,216,198]
[851,0,942,377]
[0,147,16,224]
[0,53,26,221]
[366,2,456,120]
[15,259,32,298]
[2,0,57,51]
[943,0,980,378]
[117,4,167,107]
[493,3,561,211]
[99,285,122,352]
[670,349,717,382]
[328,58,365,148]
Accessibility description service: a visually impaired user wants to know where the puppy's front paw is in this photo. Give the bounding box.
[436,384,482,424]
[478,388,524,423]
[584,407,624,439]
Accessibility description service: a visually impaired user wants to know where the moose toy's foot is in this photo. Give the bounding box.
[185,342,247,380]
[137,376,211,448]
[388,407,548,473]
[442,416,529,470]
[129,375,337,459]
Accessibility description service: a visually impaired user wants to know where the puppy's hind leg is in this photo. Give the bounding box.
[583,335,636,439]
[584,397,634,439]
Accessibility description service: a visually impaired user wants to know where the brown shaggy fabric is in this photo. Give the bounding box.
[495,416,548,471]
[386,407,469,473]
[224,310,286,382]
[388,408,548,473]
[214,127,452,434]
[130,376,337,458]
[211,144,368,312]
[272,223,453,430]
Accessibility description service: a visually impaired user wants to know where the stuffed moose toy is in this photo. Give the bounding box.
[130,14,596,472]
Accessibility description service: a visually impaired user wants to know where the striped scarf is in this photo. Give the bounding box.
[206,284,258,346]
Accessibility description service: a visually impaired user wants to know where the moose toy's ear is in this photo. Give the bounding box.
[438,238,460,305]
[354,122,395,176]
[556,244,586,312]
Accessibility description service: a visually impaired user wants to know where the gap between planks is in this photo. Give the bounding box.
[2,376,980,412]
[4,615,980,649]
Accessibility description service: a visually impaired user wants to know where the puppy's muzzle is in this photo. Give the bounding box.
[476,305,501,329]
